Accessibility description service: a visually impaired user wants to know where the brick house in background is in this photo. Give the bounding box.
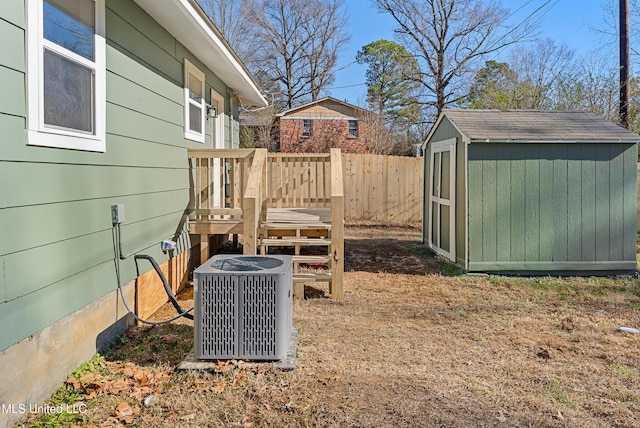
[277,97,373,153]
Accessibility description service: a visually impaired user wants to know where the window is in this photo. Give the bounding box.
[184,59,206,143]
[302,119,313,137]
[348,120,359,138]
[27,0,106,152]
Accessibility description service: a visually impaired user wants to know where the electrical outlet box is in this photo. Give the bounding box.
[161,240,176,251]
[111,204,125,225]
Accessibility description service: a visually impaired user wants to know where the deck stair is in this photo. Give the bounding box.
[188,148,344,299]
[259,208,334,296]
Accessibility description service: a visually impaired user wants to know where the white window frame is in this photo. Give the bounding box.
[26,0,106,152]
[184,59,206,143]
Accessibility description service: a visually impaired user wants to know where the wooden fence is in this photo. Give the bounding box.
[342,154,423,224]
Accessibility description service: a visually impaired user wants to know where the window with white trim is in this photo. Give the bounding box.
[27,0,106,152]
[184,59,206,143]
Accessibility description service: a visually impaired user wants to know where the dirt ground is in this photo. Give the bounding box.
[26,224,640,428]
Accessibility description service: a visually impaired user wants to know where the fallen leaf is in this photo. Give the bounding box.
[106,379,130,394]
[233,369,248,386]
[67,377,82,391]
[102,416,125,428]
[134,369,150,386]
[115,401,134,417]
[212,381,226,394]
[85,384,104,400]
[80,372,98,385]
[114,401,140,425]
[181,413,196,421]
[130,386,153,401]
[217,364,235,374]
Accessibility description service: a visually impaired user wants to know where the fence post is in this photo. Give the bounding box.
[330,148,345,299]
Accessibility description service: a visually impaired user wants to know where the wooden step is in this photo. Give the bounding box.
[262,222,331,230]
[261,238,331,247]
[293,273,332,283]
[292,255,331,264]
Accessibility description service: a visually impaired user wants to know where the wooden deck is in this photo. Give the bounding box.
[187,149,344,299]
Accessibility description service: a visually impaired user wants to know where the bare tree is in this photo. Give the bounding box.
[357,109,395,155]
[251,0,350,109]
[373,0,535,119]
[239,106,279,150]
[508,39,576,109]
[197,0,262,68]
[594,0,639,65]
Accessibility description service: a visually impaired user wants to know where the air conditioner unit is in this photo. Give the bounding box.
[193,255,293,360]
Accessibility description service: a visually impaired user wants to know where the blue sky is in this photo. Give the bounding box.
[330,0,615,105]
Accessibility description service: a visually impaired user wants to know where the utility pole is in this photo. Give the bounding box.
[620,0,630,129]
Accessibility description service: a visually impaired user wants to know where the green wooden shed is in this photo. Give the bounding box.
[423,110,638,274]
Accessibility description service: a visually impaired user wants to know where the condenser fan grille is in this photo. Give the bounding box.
[208,256,284,271]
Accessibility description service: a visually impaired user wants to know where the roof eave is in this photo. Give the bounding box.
[132,0,268,107]
[468,139,640,144]
[278,96,372,116]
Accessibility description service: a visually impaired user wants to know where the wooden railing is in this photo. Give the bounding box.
[188,148,267,258]
[188,148,256,218]
[264,150,344,298]
[242,149,267,255]
[265,153,332,208]
[187,148,344,298]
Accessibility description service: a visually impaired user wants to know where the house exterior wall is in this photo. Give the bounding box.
[423,117,468,268]
[467,143,638,273]
[286,102,357,118]
[280,118,368,153]
[0,1,237,425]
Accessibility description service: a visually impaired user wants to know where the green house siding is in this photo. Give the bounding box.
[467,143,638,273]
[0,0,236,352]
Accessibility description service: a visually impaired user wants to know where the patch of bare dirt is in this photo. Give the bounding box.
[344,223,443,274]
[26,224,640,428]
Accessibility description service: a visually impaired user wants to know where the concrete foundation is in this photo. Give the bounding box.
[0,281,136,428]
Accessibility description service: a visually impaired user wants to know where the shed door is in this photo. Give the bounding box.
[429,139,456,261]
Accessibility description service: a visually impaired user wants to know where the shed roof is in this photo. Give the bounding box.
[439,109,640,143]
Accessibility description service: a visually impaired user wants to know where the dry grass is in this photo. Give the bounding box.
[25,225,640,428]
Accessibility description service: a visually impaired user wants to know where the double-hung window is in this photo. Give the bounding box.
[302,119,313,137]
[27,0,106,152]
[184,59,206,143]
[348,120,359,138]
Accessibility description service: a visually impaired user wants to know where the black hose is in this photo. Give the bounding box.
[134,254,194,320]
